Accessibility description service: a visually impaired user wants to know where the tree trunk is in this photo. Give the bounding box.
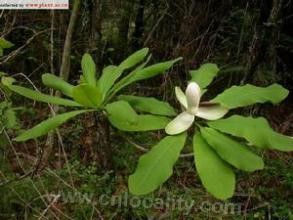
[60,0,81,81]
[242,0,283,83]
[89,0,102,56]
[117,0,134,58]
[132,0,145,50]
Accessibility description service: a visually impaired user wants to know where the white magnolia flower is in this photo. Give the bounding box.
[165,82,228,135]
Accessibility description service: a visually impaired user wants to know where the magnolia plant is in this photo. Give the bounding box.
[1,48,181,141]
[128,63,293,200]
[2,45,293,200]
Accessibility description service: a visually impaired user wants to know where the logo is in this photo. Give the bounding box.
[0,0,69,10]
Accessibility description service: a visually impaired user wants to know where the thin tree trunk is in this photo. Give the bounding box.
[60,0,81,81]
[89,0,102,55]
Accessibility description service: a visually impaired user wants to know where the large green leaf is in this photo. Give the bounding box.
[72,84,103,108]
[119,48,149,70]
[0,38,14,48]
[201,127,264,172]
[129,133,187,195]
[118,95,176,116]
[193,133,235,200]
[212,84,289,109]
[105,100,170,131]
[14,110,89,142]
[81,53,97,86]
[127,115,170,131]
[190,63,219,89]
[97,48,150,98]
[97,65,122,97]
[208,115,293,152]
[0,72,7,77]
[1,76,15,86]
[42,73,74,97]
[5,84,80,107]
[124,57,182,85]
[0,77,15,96]
[113,57,182,94]
[104,100,139,126]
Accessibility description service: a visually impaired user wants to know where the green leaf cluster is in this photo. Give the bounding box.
[2,49,292,202]
[1,48,180,141]
[129,63,292,200]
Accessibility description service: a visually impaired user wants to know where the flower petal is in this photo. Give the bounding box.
[175,87,188,109]
[165,111,195,135]
[186,82,201,115]
[196,104,228,120]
